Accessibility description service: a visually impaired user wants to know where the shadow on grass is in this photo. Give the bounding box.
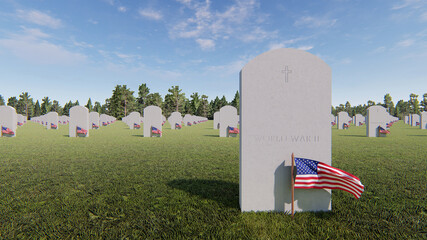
[338,135,366,137]
[407,135,427,137]
[63,135,69,137]
[168,179,239,209]
[132,135,144,137]
[204,134,219,137]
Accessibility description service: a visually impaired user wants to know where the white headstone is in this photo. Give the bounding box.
[219,106,238,137]
[0,106,18,137]
[89,112,100,129]
[355,114,365,126]
[183,114,192,126]
[420,112,427,129]
[337,112,351,129]
[46,112,59,130]
[69,106,89,137]
[168,112,182,130]
[126,112,141,129]
[143,106,162,137]
[366,106,387,137]
[240,48,331,212]
[411,114,420,127]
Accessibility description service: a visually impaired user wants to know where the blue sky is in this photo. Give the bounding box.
[0,0,426,107]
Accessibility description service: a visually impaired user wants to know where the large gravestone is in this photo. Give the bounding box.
[411,114,420,127]
[420,112,427,130]
[46,112,59,130]
[213,112,220,129]
[366,106,387,137]
[183,114,192,126]
[240,48,331,212]
[89,112,100,129]
[219,106,238,137]
[355,114,365,126]
[168,112,182,130]
[337,111,351,129]
[0,106,18,137]
[143,106,162,137]
[69,106,89,137]
[127,112,141,129]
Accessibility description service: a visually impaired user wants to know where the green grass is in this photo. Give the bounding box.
[0,121,425,239]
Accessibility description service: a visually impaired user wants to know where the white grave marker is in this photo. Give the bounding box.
[219,106,238,137]
[366,106,388,137]
[143,106,162,137]
[0,106,18,137]
[69,106,89,137]
[168,112,182,129]
[240,48,331,212]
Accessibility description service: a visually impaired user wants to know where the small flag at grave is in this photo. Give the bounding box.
[343,123,349,129]
[151,126,162,137]
[17,122,23,126]
[228,126,240,134]
[1,126,15,136]
[76,126,88,136]
[102,122,108,126]
[51,123,57,129]
[134,123,141,129]
[175,123,182,129]
[187,122,192,126]
[92,123,99,129]
[292,156,364,199]
[378,126,390,134]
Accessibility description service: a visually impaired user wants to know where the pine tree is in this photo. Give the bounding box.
[33,100,41,117]
[7,96,18,108]
[85,98,93,112]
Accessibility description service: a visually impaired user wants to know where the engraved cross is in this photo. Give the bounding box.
[281,66,292,83]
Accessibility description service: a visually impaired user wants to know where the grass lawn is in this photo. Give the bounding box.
[0,120,425,239]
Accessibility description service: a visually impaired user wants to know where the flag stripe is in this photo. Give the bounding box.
[294,158,364,199]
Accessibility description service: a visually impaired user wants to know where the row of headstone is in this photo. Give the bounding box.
[354,114,365,126]
[0,105,18,137]
[404,113,427,129]
[31,112,60,129]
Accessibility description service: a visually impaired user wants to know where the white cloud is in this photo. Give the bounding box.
[88,19,98,24]
[0,28,86,65]
[372,46,386,53]
[73,40,93,48]
[139,9,163,20]
[269,37,311,50]
[118,6,127,12]
[16,9,62,29]
[294,16,337,28]
[421,11,427,21]
[196,38,215,50]
[170,0,276,49]
[297,45,314,51]
[391,0,424,10]
[397,39,415,47]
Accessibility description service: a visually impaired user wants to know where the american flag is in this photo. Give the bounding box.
[51,123,57,129]
[379,126,390,134]
[76,126,88,135]
[134,123,140,128]
[294,158,364,199]
[2,126,14,135]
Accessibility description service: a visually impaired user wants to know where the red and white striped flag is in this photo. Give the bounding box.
[294,158,364,199]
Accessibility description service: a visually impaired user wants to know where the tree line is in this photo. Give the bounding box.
[0,84,240,120]
[331,93,427,119]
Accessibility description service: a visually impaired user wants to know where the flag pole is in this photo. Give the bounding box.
[291,152,295,220]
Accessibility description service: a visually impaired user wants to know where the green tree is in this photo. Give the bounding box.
[345,101,352,116]
[230,91,240,114]
[7,96,18,108]
[33,100,41,117]
[137,83,150,112]
[62,101,73,116]
[367,100,375,107]
[0,95,4,105]
[209,96,221,118]
[189,92,201,115]
[108,85,135,119]
[146,92,163,108]
[420,93,427,112]
[51,100,61,113]
[17,92,33,119]
[166,86,185,112]
[197,94,210,117]
[94,101,102,113]
[218,96,228,109]
[383,93,395,115]
[41,97,52,114]
[85,98,93,112]
[409,93,420,114]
